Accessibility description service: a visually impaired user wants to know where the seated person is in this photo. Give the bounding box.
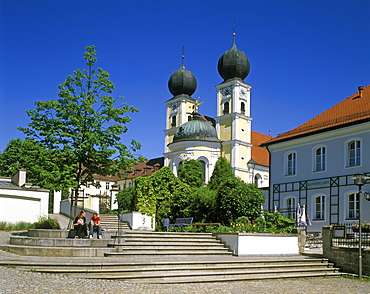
[73,210,88,238]
[89,213,102,239]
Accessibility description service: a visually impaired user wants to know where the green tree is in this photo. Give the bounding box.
[177,159,204,187]
[208,157,234,190]
[18,45,143,203]
[135,167,184,217]
[115,186,136,212]
[0,138,68,190]
[216,178,265,224]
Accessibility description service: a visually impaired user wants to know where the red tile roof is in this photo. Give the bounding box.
[251,131,271,167]
[263,85,370,145]
[92,158,164,181]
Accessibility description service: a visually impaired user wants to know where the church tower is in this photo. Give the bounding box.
[164,51,199,167]
[215,32,253,182]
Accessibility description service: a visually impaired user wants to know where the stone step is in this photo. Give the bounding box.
[4,244,116,257]
[27,262,336,274]
[10,236,113,247]
[108,241,223,246]
[104,251,233,257]
[0,257,332,269]
[112,237,222,242]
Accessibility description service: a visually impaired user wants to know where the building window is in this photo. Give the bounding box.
[315,147,326,171]
[106,182,110,190]
[348,140,361,167]
[223,102,229,115]
[314,195,325,220]
[286,152,296,175]
[241,102,245,115]
[348,193,359,219]
[171,115,176,128]
[286,197,295,219]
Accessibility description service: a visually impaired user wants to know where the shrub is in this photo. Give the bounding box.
[33,217,61,229]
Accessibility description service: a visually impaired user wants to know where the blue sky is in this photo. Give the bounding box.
[0,0,369,160]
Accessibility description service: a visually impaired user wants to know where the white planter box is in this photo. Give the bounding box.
[216,233,299,256]
[120,212,154,230]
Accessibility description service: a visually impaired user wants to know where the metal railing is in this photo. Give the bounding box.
[331,223,370,249]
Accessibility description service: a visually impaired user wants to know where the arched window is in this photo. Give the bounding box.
[241,102,245,115]
[286,197,295,219]
[171,115,176,128]
[348,192,359,219]
[314,195,325,220]
[254,173,262,187]
[199,160,206,181]
[223,102,229,115]
[348,140,361,167]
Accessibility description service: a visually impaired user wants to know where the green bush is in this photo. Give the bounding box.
[33,217,61,229]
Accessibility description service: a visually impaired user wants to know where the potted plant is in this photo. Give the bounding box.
[352,221,370,233]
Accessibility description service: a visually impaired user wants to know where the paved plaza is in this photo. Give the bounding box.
[0,231,369,294]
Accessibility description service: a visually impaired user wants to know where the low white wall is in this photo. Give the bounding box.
[120,212,154,230]
[216,233,299,256]
[0,188,49,223]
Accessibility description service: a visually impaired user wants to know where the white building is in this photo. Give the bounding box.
[0,169,49,223]
[164,34,270,187]
[263,85,370,232]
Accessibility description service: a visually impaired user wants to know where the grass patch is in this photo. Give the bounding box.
[0,221,34,231]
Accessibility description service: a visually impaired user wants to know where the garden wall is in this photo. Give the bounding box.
[215,233,299,256]
[322,226,370,275]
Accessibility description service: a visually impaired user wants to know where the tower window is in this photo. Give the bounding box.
[241,102,245,115]
[171,115,176,128]
[223,102,230,115]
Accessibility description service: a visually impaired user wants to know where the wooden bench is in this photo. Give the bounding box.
[164,217,193,231]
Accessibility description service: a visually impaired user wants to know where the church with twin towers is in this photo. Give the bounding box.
[163,33,270,188]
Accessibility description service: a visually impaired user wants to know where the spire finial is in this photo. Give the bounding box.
[232,22,237,45]
[181,45,185,67]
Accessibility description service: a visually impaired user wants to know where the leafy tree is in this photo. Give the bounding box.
[216,178,265,224]
[135,167,183,217]
[177,159,204,187]
[208,157,234,190]
[18,46,143,204]
[0,138,67,190]
[115,186,136,212]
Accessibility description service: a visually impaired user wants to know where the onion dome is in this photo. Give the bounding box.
[172,113,219,143]
[168,57,197,97]
[217,39,250,81]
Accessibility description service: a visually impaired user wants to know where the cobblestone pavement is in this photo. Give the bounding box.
[0,231,369,294]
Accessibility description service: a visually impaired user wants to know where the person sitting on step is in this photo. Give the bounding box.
[73,210,88,239]
[89,212,102,239]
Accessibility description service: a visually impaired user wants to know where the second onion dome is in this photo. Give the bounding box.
[217,38,250,81]
[168,57,197,97]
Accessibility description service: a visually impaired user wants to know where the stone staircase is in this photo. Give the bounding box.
[1,229,343,283]
[99,214,131,231]
[0,257,342,283]
[106,231,233,257]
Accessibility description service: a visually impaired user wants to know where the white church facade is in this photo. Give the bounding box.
[163,35,270,187]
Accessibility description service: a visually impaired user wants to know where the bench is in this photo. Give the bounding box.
[163,217,193,231]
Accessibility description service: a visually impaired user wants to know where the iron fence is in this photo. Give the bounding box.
[331,223,370,249]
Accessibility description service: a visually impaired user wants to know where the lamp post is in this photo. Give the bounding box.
[247,159,256,185]
[351,173,370,279]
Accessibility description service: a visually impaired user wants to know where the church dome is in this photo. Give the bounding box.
[172,113,219,143]
[217,41,250,81]
[168,63,197,97]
